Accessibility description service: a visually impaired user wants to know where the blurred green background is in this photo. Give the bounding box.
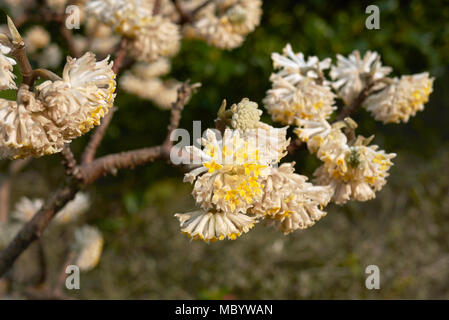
[1,0,449,299]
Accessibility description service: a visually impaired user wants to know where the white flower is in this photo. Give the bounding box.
[12,197,44,223]
[36,52,116,139]
[264,76,336,125]
[0,86,63,159]
[129,15,181,62]
[190,0,262,49]
[0,43,17,91]
[314,137,396,204]
[364,72,434,124]
[54,192,91,225]
[271,44,331,86]
[86,0,153,37]
[294,117,334,154]
[24,26,50,53]
[175,209,256,241]
[185,129,272,214]
[330,50,392,105]
[120,59,181,109]
[73,225,104,271]
[229,98,262,131]
[251,162,332,234]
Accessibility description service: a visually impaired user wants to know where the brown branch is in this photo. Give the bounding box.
[36,239,47,285]
[153,0,162,15]
[191,0,215,17]
[11,43,34,86]
[173,0,192,24]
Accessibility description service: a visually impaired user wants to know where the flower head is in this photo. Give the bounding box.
[73,225,104,271]
[0,43,17,91]
[364,72,434,123]
[330,50,391,105]
[12,197,43,223]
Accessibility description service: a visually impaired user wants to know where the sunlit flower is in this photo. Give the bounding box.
[191,0,262,49]
[294,117,335,154]
[270,44,331,86]
[364,72,434,124]
[330,50,391,105]
[314,136,396,204]
[11,197,44,223]
[0,43,17,91]
[36,52,116,139]
[129,15,180,62]
[251,162,333,234]
[73,225,104,271]
[175,209,256,241]
[264,76,336,125]
[0,86,63,159]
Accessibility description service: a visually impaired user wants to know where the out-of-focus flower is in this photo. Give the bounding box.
[36,44,63,69]
[251,162,332,234]
[330,50,392,105]
[24,26,50,53]
[129,15,180,62]
[264,76,336,125]
[36,52,116,139]
[54,192,90,225]
[190,0,262,49]
[364,72,434,124]
[11,197,44,223]
[46,0,68,13]
[0,43,17,91]
[86,0,180,62]
[175,209,255,241]
[120,59,181,109]
[314,135,396,204]
[0,86,62,159]
[73,225,104,271]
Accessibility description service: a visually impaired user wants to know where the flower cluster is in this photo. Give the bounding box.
[187,0,262,49]
[0,49,116,159]
[296,118,396,204]
[175,99,332,241]
[86,0,181,62]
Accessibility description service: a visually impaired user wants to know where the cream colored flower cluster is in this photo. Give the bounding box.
[73,225,104,271]
[86,0,180,62]
[0,52,116,159]
[188,0,262,49]
[120,58,181,110]
[264,44,336,125]
[265,44,434,126]
[364,73,434,124]
[0,43,17,91]
[175,99,332,241]
[296,118,396,205]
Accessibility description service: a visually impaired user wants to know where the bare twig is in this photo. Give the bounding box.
[60,144,80,179]
[36,239,47,285]
[191,0,215,17]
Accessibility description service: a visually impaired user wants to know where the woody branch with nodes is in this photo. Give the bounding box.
[0,0,434,288]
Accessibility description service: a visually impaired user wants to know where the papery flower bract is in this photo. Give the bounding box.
[251,162,332,234]
[175,209,255,241]
[36,52,116,139]
[364,72,434,124]
[73,225,104,271]
[330,50,391,105]
[0,43,17,91]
